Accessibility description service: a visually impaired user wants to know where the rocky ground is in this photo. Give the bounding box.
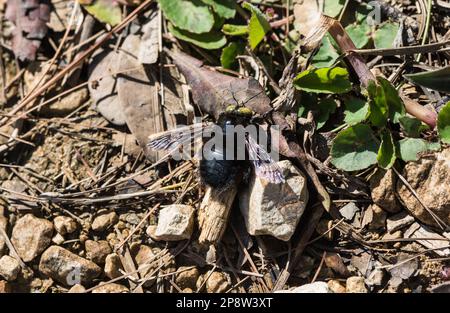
[0,0,449,293]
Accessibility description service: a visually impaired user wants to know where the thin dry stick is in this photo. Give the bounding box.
[311,251,327,283]
[0,0,154,128]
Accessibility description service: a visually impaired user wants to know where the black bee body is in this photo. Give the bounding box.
[147,105,284,187]
[199,111,251,188]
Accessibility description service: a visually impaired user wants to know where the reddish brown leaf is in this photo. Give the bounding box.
[5,0,50,61]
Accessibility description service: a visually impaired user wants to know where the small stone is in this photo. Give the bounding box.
[52,233,65,245]
[146,225,157,239]
[396,148,450,227]
[68,284,86,293]
[280,282,331,293]
[132,244,157,279]
[390,253,418,280]
[92,283,129,293]
[11,214,54,262]
[85,240,112,264]
[53,216,78,235]
[154,205,195,241]
[386,211,415,233]
[0,255,21,281]
[182,287,193,293]
[327,280,346,293]
[91,212,118,232]
[346,276,368,293]
[362,205,386,230]
[406,223,450,257]
[205,271,230,293]
[239,160,309,241]
[0,280,11,293]
[121,213,141,225]
[133,245,156,264]
[176,266,200,290]
[339,202,359,220]
[104,253,123,279]
[370,168,401,213]
[39,246,102,286]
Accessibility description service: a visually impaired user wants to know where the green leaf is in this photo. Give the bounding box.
[201,0,236,19]
[399,116,425,138]
[396,138,440,162]
[83,0,122,26]
[312,35,340,68]
[298,92,318,117]
[168,24,226,49]
[367,80,388,127]
[323,0,345,17]
[158,0,215,34]
[222,24,248,36]
[331,124,379,171]
[377,77,405,123]
[404,66,450,93]
[374,22,399,49]
[437,101,450,144]
[242,2,271,49]
[316,98,337,129]
[377,130,396,169]
[345,23,371,49]
[344,97,369,125]
[220,41,245,69]
[294,67,352,94]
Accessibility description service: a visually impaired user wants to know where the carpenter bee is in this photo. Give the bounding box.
[147,104,284,187]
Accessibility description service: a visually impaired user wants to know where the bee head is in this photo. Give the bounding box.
[225,104,254,117]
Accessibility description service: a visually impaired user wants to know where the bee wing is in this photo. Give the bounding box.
[245,134,285,184]
[148,123,212,152]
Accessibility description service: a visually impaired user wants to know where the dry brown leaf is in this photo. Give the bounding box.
[117,35,164,161]
[88,49,127,126]
[166,50,271,119]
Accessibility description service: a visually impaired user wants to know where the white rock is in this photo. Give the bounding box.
[52,233,65,245]
[339,202,359,220]
[0,255,21,281]
[277,282,331,293]
[154,205,195,241]
[239,160,308,241]
[11,214,54,262]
